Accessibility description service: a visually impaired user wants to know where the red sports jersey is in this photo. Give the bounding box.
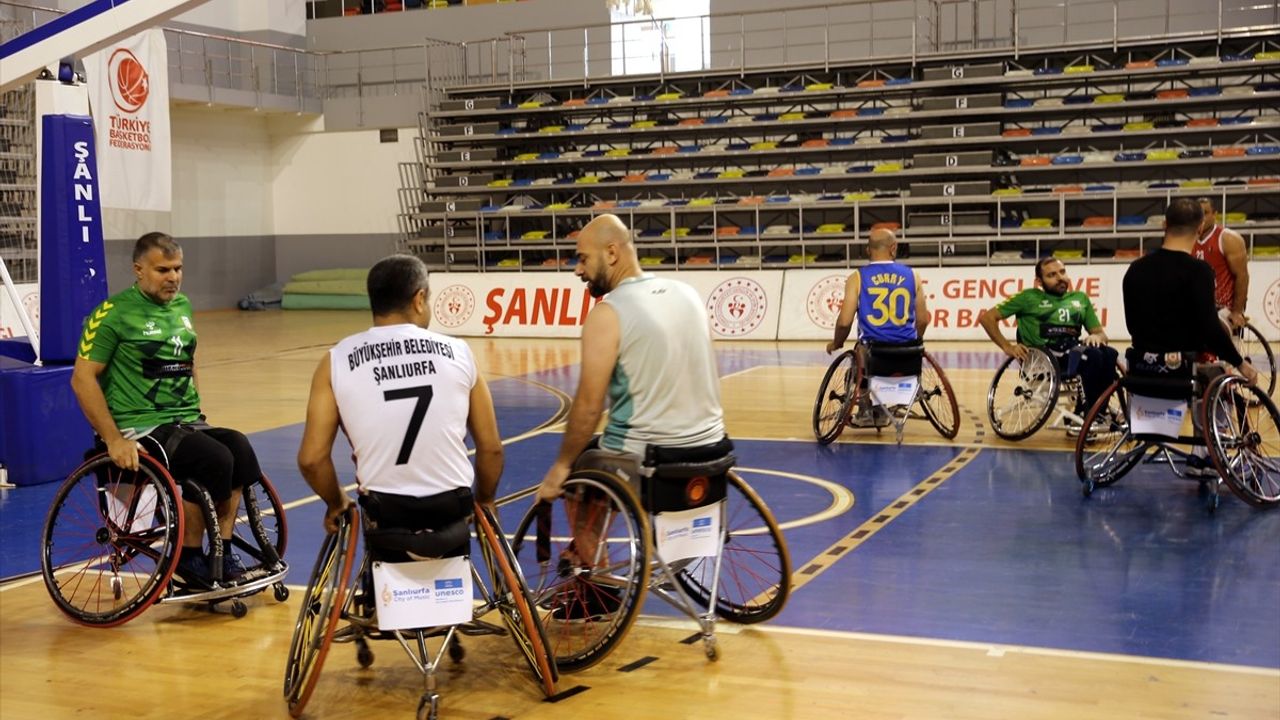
[1192,224,1234,307]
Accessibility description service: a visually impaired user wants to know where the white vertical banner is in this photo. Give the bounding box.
[84,29,171,212]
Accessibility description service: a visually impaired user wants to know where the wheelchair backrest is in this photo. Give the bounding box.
[865,341,924,377]
[360,488,472,562]
[641,438,734,514]
[1121,348,1196,401]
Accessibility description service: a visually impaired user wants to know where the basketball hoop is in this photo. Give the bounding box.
[607,0,654,16]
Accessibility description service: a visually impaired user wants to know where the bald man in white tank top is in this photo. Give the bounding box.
[537,214,727,502]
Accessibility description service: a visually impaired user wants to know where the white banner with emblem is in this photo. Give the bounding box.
[652,503,722,562]
[371,556,472,631]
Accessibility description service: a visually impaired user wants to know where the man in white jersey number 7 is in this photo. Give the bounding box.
[536,214,730,617]
[298,255,503,538]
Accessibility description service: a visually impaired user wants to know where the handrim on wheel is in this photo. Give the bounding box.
[473,503,559,695]
[510,470,651,672]
[41,453,183,628]
[283,506,359,718]
[919,351,961,440]
[812,349,860,444]
[1203,374,1280,508]
[987,348,1060,440]
[673,471,791,623]
[1074,381,1143,489]
[1235,322,1276,401]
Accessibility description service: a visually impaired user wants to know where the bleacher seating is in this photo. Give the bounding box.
[408,36,1280,270]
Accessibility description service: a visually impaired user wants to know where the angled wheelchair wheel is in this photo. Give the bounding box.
[40,453,183,628]
[1203,375,1280,508]
[1073,381,1143,490]
[673,471,791,624]
[511,470,650,672]
[813,349,860,444]
[919,351,961,440]
[284,506,359,718]
[1235,323,1276,400]
[474,503,558,696]
[987,348,1060,441]
[231,474,288,574]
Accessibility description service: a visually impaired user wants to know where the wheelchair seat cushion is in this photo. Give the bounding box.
[641,436,734,513]
[865,340,924,377]
[360,487,473,561]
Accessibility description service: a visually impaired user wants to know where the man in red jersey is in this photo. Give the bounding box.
[1194,197,1250,330]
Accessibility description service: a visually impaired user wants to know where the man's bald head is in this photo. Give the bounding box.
[575,214,641,297]
[867,228,898,260]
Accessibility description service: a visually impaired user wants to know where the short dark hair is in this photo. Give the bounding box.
[133,232,181,262]
[1034,256,1061,282]
[1165,198,1204,235]
[367,254,429,316]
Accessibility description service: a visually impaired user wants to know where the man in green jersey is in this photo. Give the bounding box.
[979,257,1117,416]
[71,232,262,584]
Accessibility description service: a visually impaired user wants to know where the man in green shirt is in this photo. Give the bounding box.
[70,232,262,584]
[979,257,1117,417]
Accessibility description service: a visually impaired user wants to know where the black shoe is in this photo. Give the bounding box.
[548,580,623,622]
[175,550,211,584]
[222,552,248,580]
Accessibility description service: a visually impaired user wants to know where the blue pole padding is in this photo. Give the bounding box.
[39,114,108,365]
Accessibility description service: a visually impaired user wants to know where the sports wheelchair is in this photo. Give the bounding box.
[986,345,1119,441]
[40,436,289,627]
[813,340,960,445]
[1074,349,1280,510]
[509,439,792,668]
[283,499,558,720]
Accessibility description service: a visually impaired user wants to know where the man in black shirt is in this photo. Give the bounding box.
[1123,198,1258,384]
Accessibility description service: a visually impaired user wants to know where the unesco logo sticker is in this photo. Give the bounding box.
[707,277,768,337]
[432,284,475,328]
[1265,278,1280,333]
[805,275,846,329]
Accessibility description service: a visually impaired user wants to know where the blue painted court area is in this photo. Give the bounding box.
[3,350,1277,671]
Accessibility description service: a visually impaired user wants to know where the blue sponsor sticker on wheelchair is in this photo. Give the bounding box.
[653,502,723,562]
[1129,395,1187,438]
[372,556,472,630]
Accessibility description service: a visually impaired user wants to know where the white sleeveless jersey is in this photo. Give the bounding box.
[329,324,477,496]
[600,274,726,455]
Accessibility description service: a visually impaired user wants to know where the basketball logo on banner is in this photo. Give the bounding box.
[108,49,149,114]
[805,275,846,329]
[707,277,767,336]
[432,285,475,328]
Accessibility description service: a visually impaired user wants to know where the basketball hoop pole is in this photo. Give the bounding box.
[0,255,40,364]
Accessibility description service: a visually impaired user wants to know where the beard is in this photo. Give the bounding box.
[1045,281,1068,296]
[587,279,608,298]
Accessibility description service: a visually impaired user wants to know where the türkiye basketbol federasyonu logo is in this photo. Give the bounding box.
[707,277,767,336]
[108,48,149,114]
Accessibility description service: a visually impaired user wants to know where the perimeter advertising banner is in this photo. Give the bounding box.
[428,270,783,339]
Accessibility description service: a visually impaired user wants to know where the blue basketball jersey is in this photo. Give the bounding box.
[857,261,918,343]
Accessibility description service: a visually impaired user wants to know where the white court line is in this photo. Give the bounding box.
[751,623,1280,676]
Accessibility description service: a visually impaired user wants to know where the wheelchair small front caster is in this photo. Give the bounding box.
[356,639,375,668]
[447,637,465,663]
[416,692,439,720]
[703,635,718,661]
[273,583,290,602]
[230,599,248,618]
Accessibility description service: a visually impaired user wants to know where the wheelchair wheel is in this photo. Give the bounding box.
[1073,381,1143,490]
[231,474,288,574]
[812,349,860,445]
[1235,323,1276,399]
[40,453,183,627]
[919,351,961,440]
[987,348,1059,441]
[511,470,650,672]
[1203,375,1280,508]
[284,506,359,718]
[473,503,558,696]
[673,471,791,624]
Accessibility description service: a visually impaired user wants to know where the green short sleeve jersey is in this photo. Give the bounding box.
[994,288,1100,352]
[77,285,202,432]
